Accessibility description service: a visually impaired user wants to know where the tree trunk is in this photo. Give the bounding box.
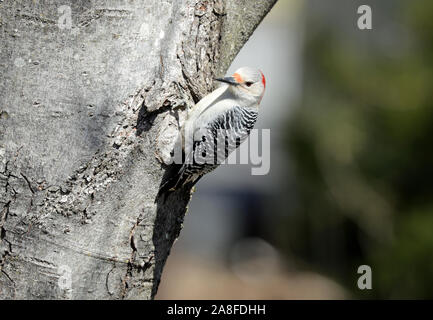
[0,0,276,299]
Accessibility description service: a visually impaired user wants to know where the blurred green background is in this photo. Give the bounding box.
[282,0,433,298]
[157,0,433,299]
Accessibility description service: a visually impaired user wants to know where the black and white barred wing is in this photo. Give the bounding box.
[158,106,258,196]
[191,106,258,168]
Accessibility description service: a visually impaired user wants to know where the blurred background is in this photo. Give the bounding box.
[156,0,433,299]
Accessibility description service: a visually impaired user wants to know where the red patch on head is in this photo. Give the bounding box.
[260,71,266,88]
[233,72,243,84]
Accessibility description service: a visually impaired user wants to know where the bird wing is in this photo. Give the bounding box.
[157,105,258,197]
[187,105,259,171]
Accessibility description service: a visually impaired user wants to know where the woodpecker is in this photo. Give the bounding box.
[158,67,266,198]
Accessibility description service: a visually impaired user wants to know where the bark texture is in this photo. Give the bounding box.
[0,0,276,299]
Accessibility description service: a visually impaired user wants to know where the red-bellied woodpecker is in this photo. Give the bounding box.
[158,67,266,198]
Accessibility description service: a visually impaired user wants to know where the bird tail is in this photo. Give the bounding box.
[156,163,189,201]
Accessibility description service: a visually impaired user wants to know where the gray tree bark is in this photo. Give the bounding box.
[0,0,276,299]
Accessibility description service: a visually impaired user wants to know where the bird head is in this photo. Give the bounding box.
[215,67,266,105]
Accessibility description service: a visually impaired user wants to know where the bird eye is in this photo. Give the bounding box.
[245,81,253,87]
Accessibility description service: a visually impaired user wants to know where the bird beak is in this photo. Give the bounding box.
[215,76,239,86]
